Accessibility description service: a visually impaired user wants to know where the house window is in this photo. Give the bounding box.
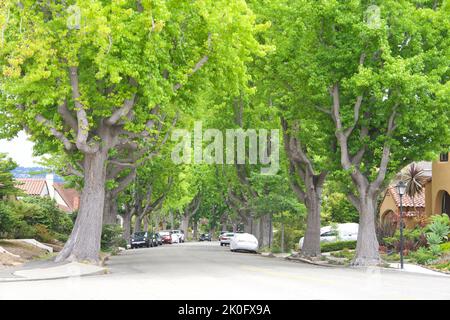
[440,153,449,162]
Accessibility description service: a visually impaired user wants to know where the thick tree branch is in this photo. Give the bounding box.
[35,114,74,151]
[370,106,398,192]
[106,93,136,126]
[57,99,78,132]
[69,66,99,154]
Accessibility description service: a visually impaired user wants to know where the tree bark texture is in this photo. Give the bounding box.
[55,151,108,263]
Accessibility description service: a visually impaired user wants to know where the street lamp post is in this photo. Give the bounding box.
[396,181,407,269]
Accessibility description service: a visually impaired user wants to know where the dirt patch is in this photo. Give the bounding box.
[0,252,25,267]
[0,240,52,267]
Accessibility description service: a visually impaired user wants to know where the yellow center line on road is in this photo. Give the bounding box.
[239,265,337,285]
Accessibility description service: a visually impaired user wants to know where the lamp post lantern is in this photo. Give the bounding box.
[396,181,407,269]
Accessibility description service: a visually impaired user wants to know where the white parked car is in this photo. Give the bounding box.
[219,232,235,246]
[298,223,359,249]
[230,233,258,253]
[171,229,185,243]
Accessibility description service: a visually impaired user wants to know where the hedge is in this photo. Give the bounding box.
[321,240,357,252]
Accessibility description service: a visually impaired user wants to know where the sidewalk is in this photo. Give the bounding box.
[0,260,107,282]
[388,262,449,277]
[260,251,450,277]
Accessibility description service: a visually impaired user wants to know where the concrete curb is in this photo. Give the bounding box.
[285,255,339,267]
[272,253,450,277]
[259,252,339,267]
[0,262,108,283]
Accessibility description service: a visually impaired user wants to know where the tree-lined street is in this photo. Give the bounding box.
[1,242,449,300]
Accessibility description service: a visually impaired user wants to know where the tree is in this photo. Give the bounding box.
[0,153,18,198]
[275,0,449,265]
[0,0,265,262]
[247,0,336,257]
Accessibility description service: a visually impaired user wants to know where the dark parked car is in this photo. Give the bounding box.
[130,232,151,249]
[148,232,159,247]
[199,233,212,241]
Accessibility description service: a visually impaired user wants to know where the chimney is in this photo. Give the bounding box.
[73,195,80,211]
[46,173,55,199]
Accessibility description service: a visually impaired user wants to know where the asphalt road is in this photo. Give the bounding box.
[1,242,449,299]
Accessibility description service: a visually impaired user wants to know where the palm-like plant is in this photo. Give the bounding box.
[402,163,428,213]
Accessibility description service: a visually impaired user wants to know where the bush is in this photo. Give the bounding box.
[410,247,438,265]
[439,242,450,253]
[0,198,73,242]
[21,197,73,235]
[383,227,427,252]
[101,224,126,251]
[321,240,357,252]
[425,214,449,245]
[34,224,55,243]
[0,201,16,237]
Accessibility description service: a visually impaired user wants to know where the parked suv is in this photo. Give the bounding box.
[130,232,151,249]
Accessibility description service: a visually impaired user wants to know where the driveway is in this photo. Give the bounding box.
[0,242,449,299]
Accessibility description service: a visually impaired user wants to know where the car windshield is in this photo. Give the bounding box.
[225,233,234,237]
[159,231,170,236]
[133,232,146,237]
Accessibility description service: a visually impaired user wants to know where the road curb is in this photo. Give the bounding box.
[258,252,339,267]
[0,262,108,283]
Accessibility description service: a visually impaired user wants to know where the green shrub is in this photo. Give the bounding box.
[34,224,54,243]
[439,242,450,252]
[321,240,357,252]
[101,224,126,251]
[0,198,73,242]
[425,214,449,246]
[410,247,437,265]
[21,196,73,235]
[271,246,282,254]
[0,201,16,236]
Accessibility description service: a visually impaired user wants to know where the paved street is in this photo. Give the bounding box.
[1,242,449,299]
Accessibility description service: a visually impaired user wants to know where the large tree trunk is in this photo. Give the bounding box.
[243,215,253,234]
[301,188,323,257]
[210,226,216,240]
[169,210,174,229]
[134,215,142,233]
[122,211,132,244]
[55,151,108,263]
[103,190,118,225]
[193,220,198,240]
[258,214,272,248]
[143,215,149,232]
[352,195,380,266]
[181,214,190,238]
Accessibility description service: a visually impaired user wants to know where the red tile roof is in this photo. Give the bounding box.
[388,186,425,208]
[54,183,80,212]
[14,178,80,213]
[15,179,46,195]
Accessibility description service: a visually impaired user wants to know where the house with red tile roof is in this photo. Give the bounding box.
[379,152,450,230]
[15,174,80,213]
